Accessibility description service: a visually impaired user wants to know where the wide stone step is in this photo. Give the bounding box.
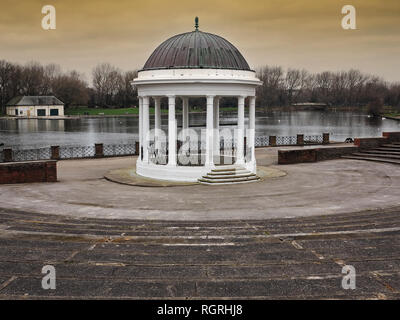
[198,165,260,185]
[202,173,257,180]
[198,176,260,184]
[353,152,400,160]
[211,166,244,172]
[342,155,400,165]
[207,170,250,176]
[373,147,400,152]
[364,150,400,156]
[381,144,400,148]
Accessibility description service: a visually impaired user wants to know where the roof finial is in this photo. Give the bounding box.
[195,16,199,31]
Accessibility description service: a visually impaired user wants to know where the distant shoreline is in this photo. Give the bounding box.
[1,105,398,121]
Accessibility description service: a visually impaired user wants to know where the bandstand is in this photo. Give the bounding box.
[133,18,262,182]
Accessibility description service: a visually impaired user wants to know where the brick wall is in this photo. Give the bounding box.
[278,149,317,164]
[278,147,359,164]
[353,131,400,149]
[315,147,359,161]
[382,132,400,143]
[353,137,387,149]
[0,160,57,184]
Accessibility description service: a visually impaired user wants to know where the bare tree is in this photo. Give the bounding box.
[92,63,124,107]
[256,66,284,107]
[52,71,89,107]
[0,60,14,114]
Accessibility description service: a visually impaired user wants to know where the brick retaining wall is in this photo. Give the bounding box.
[354,132,400,149]
[353,137,387,149]
[0,160,57,184]
[383,132,400,143]
[278,147,359,165]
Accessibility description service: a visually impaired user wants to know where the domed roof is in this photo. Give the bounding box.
[142,22,251,71]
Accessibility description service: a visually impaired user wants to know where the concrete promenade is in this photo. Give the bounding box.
[0,146,399,221]
[0,146,399,299]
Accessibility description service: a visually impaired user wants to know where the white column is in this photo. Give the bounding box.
[236,95,246,165]
[182,97,189,130]
[206,95,214,167]
[249,96,256,163]
[154,97,161,151]
[142,96,150,163]
[167,95,176,166]
[138,96,143,161]
[154,97,161,131]
[213,96,220,157]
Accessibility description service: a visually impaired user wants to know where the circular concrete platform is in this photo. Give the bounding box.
[1,150,400,221]
[104,164,287,187]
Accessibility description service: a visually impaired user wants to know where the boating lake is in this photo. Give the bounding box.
[1,110,399,149]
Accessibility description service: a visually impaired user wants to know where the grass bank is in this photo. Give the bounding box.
[383,112,400,119]
[66,107,140,115]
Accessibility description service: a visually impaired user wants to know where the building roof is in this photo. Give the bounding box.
[142,27,251,71]
[6,96,64,106]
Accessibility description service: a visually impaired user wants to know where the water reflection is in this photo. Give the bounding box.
[0,111,399,148]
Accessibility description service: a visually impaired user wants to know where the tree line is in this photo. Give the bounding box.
[0,60,138,114]
[1,59,399,114]
[256,66,400,111]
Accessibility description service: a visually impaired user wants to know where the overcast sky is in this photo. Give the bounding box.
[0,0,399,83]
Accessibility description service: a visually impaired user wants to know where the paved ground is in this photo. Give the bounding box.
[0,206,399,299]
[0,146,399,220]
[0,146,399,299]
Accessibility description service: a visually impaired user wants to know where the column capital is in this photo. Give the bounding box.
[237,95,246,104]
[166,94,175,98]
[206,95,215,99]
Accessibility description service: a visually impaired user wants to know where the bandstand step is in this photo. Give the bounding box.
[207,170,249,176]
[198,176,260,185]
[202,173,257,180]
[198,166,260,185]
[211,166,244,172]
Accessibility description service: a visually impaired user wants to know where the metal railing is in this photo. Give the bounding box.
[12,147,51,162]
[0,133,327,163]
[0,143,137,163]
[59,146,96,159]
[276,136,297,146]
[103,144,136,157]
[304,135,324,144]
